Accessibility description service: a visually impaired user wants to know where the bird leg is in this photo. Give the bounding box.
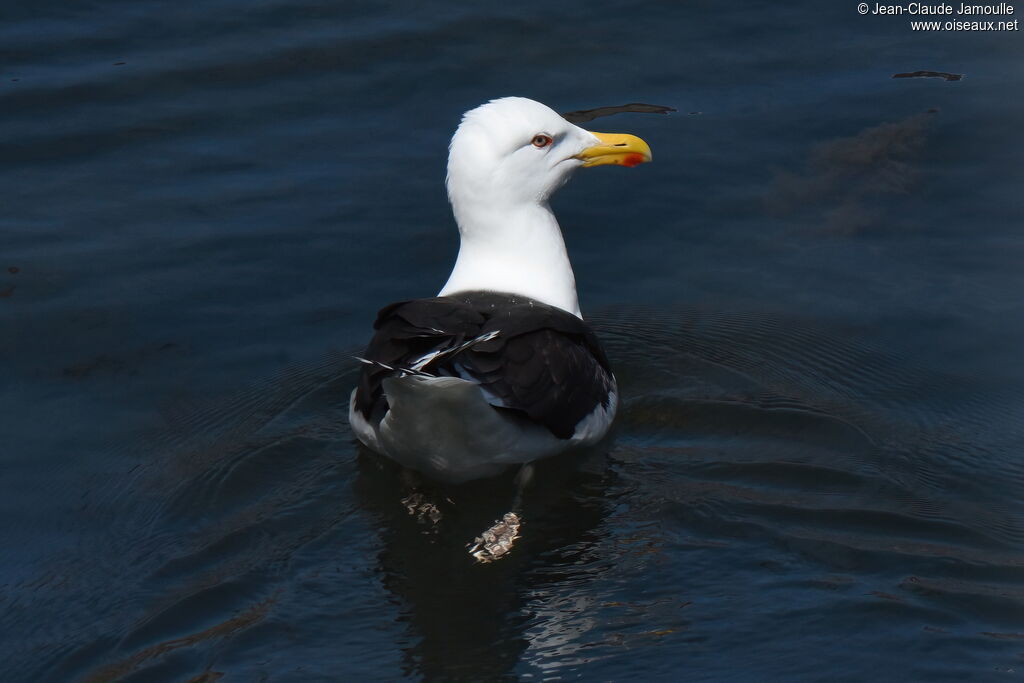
[467,512,521,563]
[511,462,534,510]
[467,463,533,563]
[399,468,445,527]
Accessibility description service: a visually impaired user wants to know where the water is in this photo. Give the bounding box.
[2,1,1023,680]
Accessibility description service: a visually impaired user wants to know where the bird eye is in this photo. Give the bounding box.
[531,134,553,148]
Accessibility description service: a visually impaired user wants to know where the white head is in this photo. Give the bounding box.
[446,97,651,218]
[439,97,651,316]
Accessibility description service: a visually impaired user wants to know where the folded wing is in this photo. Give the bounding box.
[353,291,615,439]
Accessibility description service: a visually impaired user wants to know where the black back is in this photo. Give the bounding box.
[354,291,614,439]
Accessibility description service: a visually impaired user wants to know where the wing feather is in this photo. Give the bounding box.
[354,291,614,439]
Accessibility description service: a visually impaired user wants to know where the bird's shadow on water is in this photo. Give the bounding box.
[352,444,617,681]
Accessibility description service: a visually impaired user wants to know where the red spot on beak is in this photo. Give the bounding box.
[621,153,645,168]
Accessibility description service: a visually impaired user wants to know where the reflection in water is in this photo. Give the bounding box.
[2,308,1022,680]
[353,447,614,681]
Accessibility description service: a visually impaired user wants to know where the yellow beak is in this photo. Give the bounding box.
[574,131,653,168]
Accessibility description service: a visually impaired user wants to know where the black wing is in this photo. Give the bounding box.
[353,291,614,439]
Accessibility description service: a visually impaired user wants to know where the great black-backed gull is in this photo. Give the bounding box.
[349,96,652,484]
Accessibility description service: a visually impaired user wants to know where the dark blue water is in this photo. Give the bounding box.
[3,1,1023,680]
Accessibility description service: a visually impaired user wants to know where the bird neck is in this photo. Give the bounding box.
[439,201,582,318]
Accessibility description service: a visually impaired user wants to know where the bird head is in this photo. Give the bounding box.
[446,97,652,212]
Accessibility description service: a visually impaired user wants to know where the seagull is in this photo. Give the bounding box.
[349,96,652,484]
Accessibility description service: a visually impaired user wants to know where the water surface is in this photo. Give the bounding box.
[2,1,1023,680]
